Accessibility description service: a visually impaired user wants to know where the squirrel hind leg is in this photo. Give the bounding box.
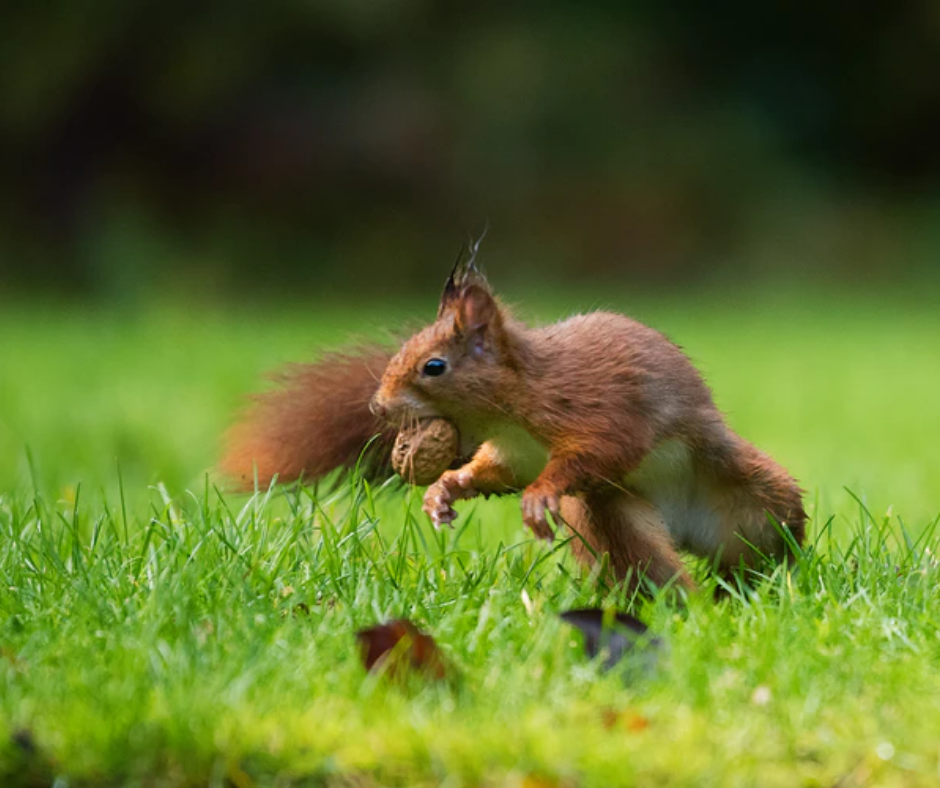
[710,488,805,574]
[560,492,695,594]
[703,469,806,580]
[690,429,806,579]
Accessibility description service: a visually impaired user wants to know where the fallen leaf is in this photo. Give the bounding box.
[521,774,560,788]
[600,707,650,733]
[0,647,27,672]
[624,712,650,732]
[7,727,56,787]
[10,728,36,755]
[356,619,448,680]
[559,608,662,670]
[227,762,255,788]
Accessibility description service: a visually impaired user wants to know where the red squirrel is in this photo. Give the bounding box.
[223,251,805,592]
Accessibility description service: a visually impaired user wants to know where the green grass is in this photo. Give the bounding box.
[1,290,939,786]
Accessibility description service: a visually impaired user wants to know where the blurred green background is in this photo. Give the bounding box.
[1,1,939,299]
[1,1,939,531]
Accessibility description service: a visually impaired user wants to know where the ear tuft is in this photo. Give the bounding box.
[438,228,490,318]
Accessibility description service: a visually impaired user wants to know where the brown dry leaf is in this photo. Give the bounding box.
[600,707,650,733]
[624,712,650,732]
[1,646,27,673]
[356,619,448,681]
[600,707,619,730]
[7,728,56,787]
[226,762,255,788]
[521,775,561,788]
[559,608,661,671]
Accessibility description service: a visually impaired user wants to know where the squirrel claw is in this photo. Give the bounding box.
[521,486,560,542]
[422,493,456,528]
[423,470,476,529]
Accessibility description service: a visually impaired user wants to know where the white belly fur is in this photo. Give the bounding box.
[480,427,718,551]
[485,424,550,487]
[625,438,718,553]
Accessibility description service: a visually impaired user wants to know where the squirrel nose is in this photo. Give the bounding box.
[369,395,388,420]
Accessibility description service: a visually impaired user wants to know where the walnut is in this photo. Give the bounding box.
[391,418,459,486]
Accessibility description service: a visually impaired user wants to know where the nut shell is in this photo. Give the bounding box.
[391,418,459,486]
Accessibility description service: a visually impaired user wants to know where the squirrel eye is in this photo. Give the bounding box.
[422,358,447,377]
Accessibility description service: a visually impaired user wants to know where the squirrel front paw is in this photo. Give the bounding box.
[422,470,476,529]
[521,483,561,542]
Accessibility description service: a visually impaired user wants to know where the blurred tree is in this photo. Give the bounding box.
[0,0,937,297]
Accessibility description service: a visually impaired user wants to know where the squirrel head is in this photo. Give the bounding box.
[371,242,517,428]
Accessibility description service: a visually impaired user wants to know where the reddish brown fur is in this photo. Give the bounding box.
[561,493,694,591]
[221,348,397,490]
[372,271,806,593]
[224,263,805,594]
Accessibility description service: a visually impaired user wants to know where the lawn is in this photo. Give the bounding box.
[1,288,939,787]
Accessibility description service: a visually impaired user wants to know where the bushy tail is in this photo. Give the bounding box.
[220,346,398,490]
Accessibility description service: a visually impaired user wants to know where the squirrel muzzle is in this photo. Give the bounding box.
[369,394,389,421]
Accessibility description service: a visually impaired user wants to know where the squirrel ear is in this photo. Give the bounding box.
[455,284,501,354]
